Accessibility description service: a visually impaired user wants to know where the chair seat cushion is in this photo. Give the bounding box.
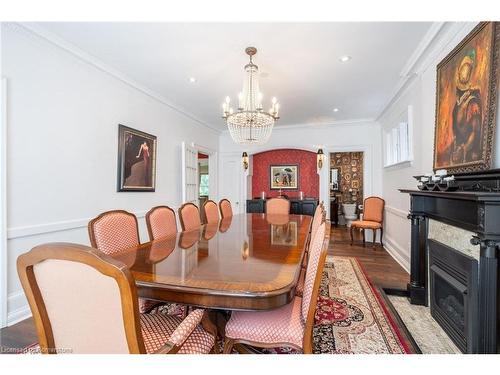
[351,220,382,229]
[225,297,304,349]
[140,313,214,354]
[139,298,162,313]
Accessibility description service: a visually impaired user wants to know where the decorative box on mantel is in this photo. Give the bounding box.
[401,173,500,353]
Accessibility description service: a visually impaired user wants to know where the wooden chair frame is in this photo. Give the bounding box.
[88,209,141,250]
[218,198,232,219]
[178,202,201,232]
[17,243,217,354]
[201,199,219,224]
[223,221,331,354]
[350,196,385,248]
[145,205,177,241]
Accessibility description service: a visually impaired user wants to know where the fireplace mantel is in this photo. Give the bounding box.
[401,189,500,354]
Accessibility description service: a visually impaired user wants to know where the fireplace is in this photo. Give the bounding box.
[429,239,478,353]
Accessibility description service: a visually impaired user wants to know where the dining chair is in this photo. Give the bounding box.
[218,199,233,218]
[17,243,216,354]
[266,197,290,215]
[350,196,385,248]
[202,200,219,224]
[223,221,329,354]
[178,203,202,231]
[297,205,325,296]
[88,210,161,313]
[145,206,177,241]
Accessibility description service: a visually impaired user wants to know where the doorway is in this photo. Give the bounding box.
[329,151,364,227]
[198,152,209,207]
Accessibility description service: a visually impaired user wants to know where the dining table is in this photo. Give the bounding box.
[111,213,313,312]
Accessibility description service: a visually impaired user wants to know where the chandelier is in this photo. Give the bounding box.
[222,47,279,145]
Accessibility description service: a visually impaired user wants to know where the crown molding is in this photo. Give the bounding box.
[7,22,222,134]
[376,22,453,121]
[399,22,446,78]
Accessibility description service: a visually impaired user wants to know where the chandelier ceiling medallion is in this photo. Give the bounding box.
[222,47,280,145]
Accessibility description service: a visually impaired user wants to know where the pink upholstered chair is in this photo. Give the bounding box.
[88,210,161,313]
[202,200,219,224]
[218,199,233,218]
[223,222,329,354]
[17,243,216,354]
[297,204,325,296]
[266,197,290,215]
[145,206,177,241]
[178,203,202,232]
[350,196,385,248]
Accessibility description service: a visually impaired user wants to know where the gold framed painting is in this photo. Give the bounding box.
[434,22,500,174]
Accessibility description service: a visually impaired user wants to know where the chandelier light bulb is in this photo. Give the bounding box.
[225,96,231,104]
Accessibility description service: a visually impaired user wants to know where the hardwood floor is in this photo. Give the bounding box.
[329,226,409,289]
[0,226,409,353]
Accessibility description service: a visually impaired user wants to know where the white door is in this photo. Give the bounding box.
[221,158,243,214]
[181,142,199,205]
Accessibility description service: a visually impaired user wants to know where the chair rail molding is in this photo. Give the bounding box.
[7,209,153,240]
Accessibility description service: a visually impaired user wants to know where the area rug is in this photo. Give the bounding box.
[20,256,414,354]
[259,256,415,354]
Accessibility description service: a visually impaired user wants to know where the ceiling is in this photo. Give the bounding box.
[34,22,433,130]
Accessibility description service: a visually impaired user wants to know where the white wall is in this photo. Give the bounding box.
[378,22,499,272]
[1,23,220,325]
[219,120,383,220]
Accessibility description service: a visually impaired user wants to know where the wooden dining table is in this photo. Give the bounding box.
[112,213,312,311]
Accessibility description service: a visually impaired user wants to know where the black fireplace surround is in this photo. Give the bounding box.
[402,171,500,354]
[429,239,478,353]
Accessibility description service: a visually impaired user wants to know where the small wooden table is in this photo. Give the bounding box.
[112,213,312,311]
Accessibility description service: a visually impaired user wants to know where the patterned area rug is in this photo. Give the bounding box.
[20,256,413,354]
[259,256,414,354]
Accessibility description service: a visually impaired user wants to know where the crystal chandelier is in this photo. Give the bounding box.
[222,47,279,145]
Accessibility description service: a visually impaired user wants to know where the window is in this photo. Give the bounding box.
[384,105,413,168]
[199,174,209,196]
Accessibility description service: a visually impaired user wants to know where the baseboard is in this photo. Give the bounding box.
[7,291,31,326]
[384,234,410,273]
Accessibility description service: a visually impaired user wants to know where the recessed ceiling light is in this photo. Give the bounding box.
[189,77,196,83]
[339,55,352,63]
[333,108,339,112]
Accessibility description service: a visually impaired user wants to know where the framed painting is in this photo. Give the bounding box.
[117,124,157,192]
[434,22,500,174]
[270,165,298,190]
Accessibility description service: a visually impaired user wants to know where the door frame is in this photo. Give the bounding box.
[191,143,218,203]
[325,144,375,235]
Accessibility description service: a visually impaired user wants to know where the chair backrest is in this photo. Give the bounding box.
[218,216,233,233]
[218,199,233,218]
[363,196,385,223]
[17,243,145,354]
[202,200,219,224]
[145,206,177,241]
[301,221,329,352]
[301,222,327,322]
[88,210,140,255]
[266,198,290,215]
[310,205,323,240]
[178,203,202,231]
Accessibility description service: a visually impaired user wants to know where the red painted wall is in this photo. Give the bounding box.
[252,149,319,198]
